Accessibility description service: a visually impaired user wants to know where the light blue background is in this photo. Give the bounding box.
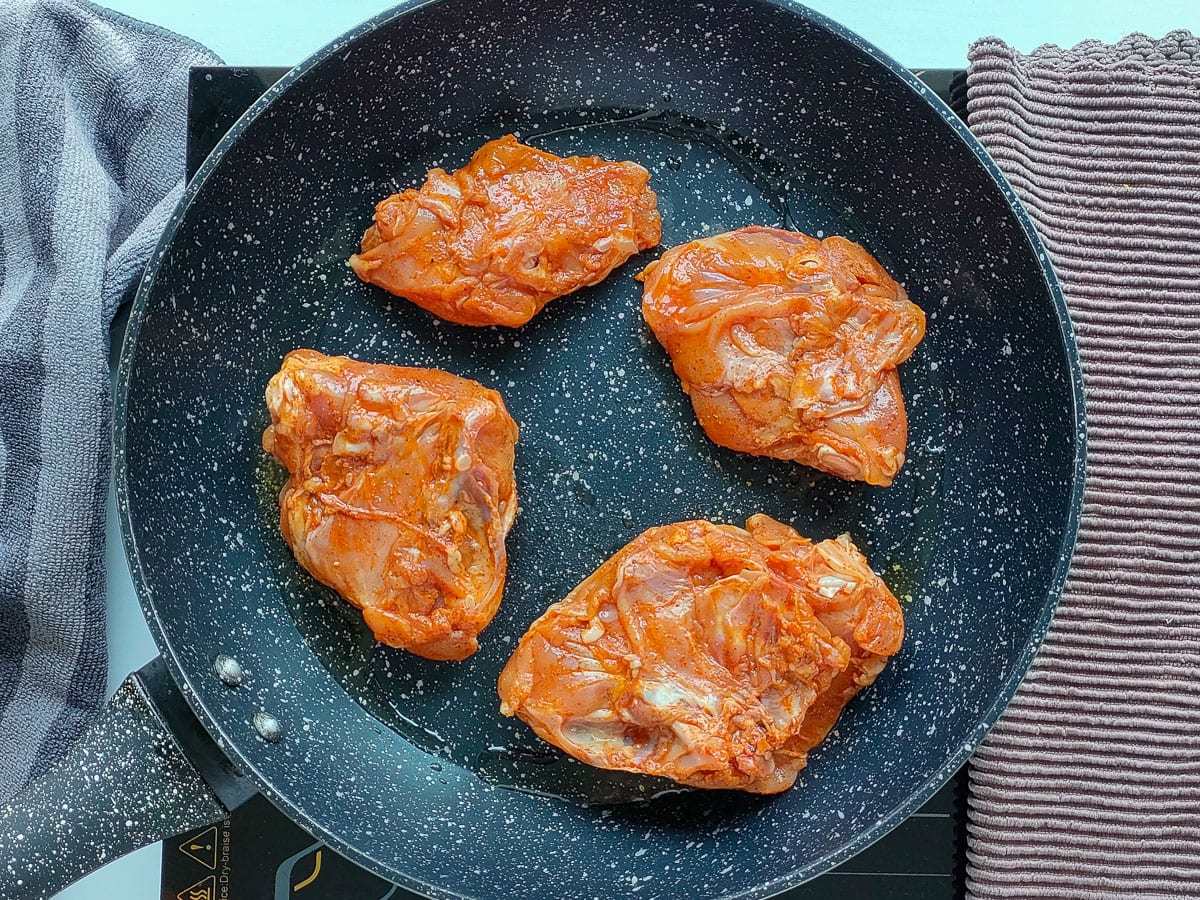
[65,1,1198,898]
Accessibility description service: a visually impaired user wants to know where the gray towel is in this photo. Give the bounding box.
[964,32,1200,898]
[0,0,217,802]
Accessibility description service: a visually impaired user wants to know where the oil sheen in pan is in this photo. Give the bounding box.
[262,104,940,807]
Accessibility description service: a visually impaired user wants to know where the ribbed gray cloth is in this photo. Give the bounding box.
[0,0,216,802]
[965,32,1200,899]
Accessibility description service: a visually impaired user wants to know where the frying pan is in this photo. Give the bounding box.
[0,0,1085,897]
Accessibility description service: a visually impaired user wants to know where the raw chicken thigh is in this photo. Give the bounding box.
[263,349,518,660]
[350,135,661,327]
[498,514,903,792]
[640,227,925,486]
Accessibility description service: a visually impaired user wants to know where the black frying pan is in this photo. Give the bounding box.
[0,0,1085,897]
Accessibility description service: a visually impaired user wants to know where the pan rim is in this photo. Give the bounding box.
[112,0,1087,896]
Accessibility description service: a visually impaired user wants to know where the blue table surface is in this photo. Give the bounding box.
[67,1,1199,898]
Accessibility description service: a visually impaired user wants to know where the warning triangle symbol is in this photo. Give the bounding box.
[178,825,218,870]
[177,874,216,900]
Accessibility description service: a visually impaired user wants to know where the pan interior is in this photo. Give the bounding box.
[255,109,943,805]
[118,0,1081,895]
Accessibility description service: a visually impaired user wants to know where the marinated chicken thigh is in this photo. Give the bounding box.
[640,227,925,486]
[350,136,661,327]
[497,515,903,792]
[263,349,518,660]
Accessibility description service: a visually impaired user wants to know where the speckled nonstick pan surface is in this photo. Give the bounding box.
[114,0,1085,896]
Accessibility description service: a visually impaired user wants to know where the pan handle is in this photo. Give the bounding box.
[0,657,254,899]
